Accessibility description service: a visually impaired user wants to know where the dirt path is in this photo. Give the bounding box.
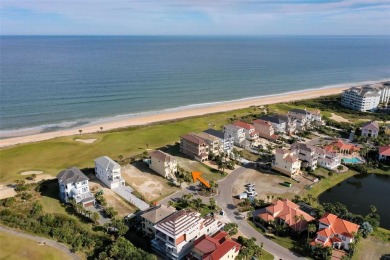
[0,225,79,260]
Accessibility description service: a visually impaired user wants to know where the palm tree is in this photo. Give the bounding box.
[299,215,305,234]
[307,223,316,241]
[369,205,377,215]
[193,198,203,210]
[293,215,300,237]
[118,154,123,162]
[91,212,100,224]
[100,126,103,131]
[78,129,82,135]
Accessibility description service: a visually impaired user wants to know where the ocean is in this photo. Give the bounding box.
[1,36,390,136]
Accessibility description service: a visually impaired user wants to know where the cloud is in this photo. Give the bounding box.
[0,0,389,35]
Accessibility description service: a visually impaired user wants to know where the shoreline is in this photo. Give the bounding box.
[0,85,351,148]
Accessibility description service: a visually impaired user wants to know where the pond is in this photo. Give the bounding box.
[319,174,390,229]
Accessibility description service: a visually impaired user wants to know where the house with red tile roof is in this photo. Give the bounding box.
[379,145,390,161]
[253,119,279,141]
[180,133,209,162]
[323,139,360,155]
[257,199,314,232]
[272,148,301,177]
[311,213,360,250]
[232,121,259,141]
[188,231,241,260]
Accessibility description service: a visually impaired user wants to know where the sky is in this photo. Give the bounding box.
[0,0,389,35]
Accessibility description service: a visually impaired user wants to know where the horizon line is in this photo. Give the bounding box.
[1,34,390,37]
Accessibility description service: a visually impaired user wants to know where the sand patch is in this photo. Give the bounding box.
[0,185,16,200]
[75,138,97,144]
[330,113,350,123]
[20,170,43,176]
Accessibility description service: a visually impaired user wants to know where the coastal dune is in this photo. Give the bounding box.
[0,86,347,148]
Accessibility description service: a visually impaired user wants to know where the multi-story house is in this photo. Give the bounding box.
[141,205,177,237]
[151,210,223,260]
[272,148,301,177]
[257,199,314,232]
[149,150,178,180]
[361,121,379,138]
[259,115,287,134]
[341,85,382,112]
[385,125,390,135]
[57,167,95,207]
[232,121,259,141]
[287,109,312,130]
[291,143,318,170]
[311,213,360,250]
[324,139,360,155]
[223,124,246,147]
[188,231,241,260]
[180,134,209,162]
[193,132,222,156]
[204,129,234,155]
[252,119,278,141]
[316,148,341,170]
[94,156,125,189]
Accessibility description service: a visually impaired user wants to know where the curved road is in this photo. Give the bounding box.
[161,165,305,260]
[215,165,305,260]
[0,225,79,260]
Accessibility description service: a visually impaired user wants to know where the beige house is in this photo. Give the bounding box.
[272,148,301,177]
[253,119,278,141]
[141,205,177,237]
[149,150,177,180]
[192,132,222,156]
[180,133,209,162]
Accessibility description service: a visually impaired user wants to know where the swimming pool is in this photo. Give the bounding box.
[342,157,364,164]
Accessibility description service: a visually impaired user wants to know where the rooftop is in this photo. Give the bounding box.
[94,156,120,171]
[318,213,360,238]
[141,205,176,224]
[204,129,225,140]
[181,133,207,145]
[149,150,176,162]
[57,167,89,185]
[379,145,390,156]
[193,231,241,260]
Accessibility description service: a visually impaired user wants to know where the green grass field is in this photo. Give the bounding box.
[0,231,72,260]
[0,108,253,184]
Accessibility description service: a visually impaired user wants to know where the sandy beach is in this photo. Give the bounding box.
[0,86,348,148]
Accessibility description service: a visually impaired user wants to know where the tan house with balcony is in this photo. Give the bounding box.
[149,150,178,180]
[180,134,209,162]
[192,132,222,156]
[272,148,301,177]
[141,205,177,237]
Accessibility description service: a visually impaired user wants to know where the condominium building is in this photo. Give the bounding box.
[291,143,318,170]
[151,210,223,260]
[341,83,390,112]
[94,156,125,189]
[180,134,209,162]
[232,121,259,141]
[204,129,234,155]
[252,119,278,141]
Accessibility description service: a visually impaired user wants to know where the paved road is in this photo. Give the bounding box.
[0,225,79,260]
[215,165,305,260]
[160,165,305,260]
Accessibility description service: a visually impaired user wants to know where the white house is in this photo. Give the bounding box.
[232,121,259,141]
[361,121,379,138]
[223,124,246,147]
[151,210,223,259]
[149,150,177,180]
[379,145,390,161]
[259,115,287,134]
[312,213,359,250]
[57,167,95,207]
[94,156,125,189]
[316,148,341,170]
